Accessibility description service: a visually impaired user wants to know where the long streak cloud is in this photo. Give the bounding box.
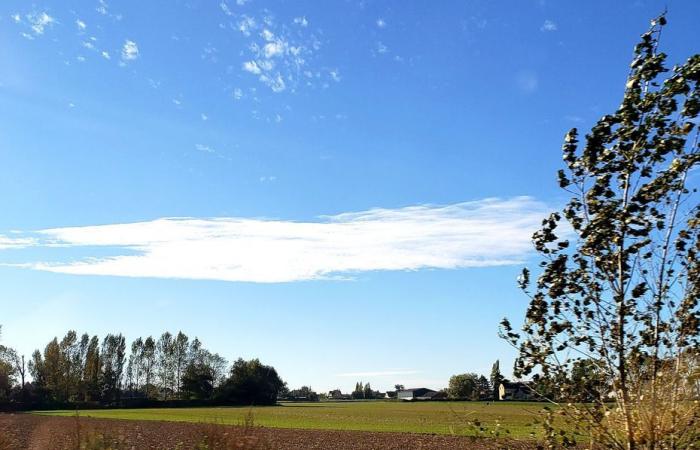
[1,197,548,283]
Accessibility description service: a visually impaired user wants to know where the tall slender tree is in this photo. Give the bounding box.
[501,15,699,449]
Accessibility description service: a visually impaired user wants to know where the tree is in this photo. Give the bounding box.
[476,375,491,400]
[363,382,373,399]
[100,334,125,403]
[501,15,700,449]
[83,336,101,401]
[173,331,189,398]
[181,360,214,400]
[448,373,478,400]
[142,337,156,398]
[490,360,505,399]
[0,327,17,402]
[156,332,175,399]
[394,384,405,392]
[352,381,364,399]
[0,347,26,398]
[216,358,284,405]
[287,385,320,401]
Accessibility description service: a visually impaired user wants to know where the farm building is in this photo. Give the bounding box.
[328,389,352,400]
[498,382,533,401]
[397,388,440,401]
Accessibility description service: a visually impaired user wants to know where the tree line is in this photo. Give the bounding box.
[0,327,285,409]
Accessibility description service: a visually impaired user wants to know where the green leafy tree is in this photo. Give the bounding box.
[100,334,126,403]
[352,381,364,399]
[288,385,320,401]
[476,375,491,400]
[156,332,175,399]
[448,373,478,399]
[216,358,284,405]
[501,15,700,449]
[173,331,189,398]
[142,336,156,398]
[0,327,17,402]
[181,360,214,400]
[82,336,101,401]
[363,382,373,399]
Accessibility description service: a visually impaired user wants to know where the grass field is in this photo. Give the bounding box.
[35,401,551,439]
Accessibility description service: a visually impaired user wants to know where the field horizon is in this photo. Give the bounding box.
[33,400,553,439]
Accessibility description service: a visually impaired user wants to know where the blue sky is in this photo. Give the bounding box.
[0,0,698,392]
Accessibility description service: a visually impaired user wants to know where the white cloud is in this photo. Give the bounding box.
[96,0,109,15]
[0,236,35,250]
[11,13,21,23]
[121,40,139,61]
[540,20,557,32]
[236,0,250,4]
[376,41,388,54]
[263,40,285,58]
[242,60,262,74]
[76,19,87,30]
[238,15,256,36]
[220,1,233,16]
[201,113,208,121]
[195,143,215,153]
[8,197,549,283]
[259,73,286,92]
[26,12,55,36]
[101,51,111,60]
[232,88,244,100]
[376,18,386,28]
[235,11,332,93]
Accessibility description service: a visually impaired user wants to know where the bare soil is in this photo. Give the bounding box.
[0,413,539,450]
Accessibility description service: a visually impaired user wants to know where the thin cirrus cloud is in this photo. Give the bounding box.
[2,197,549,283]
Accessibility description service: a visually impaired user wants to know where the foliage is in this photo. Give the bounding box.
[285,385,319,401]
[448,373,479,400]
[216,358,285,406]
[1,328,282,409]
[501,14,700,449]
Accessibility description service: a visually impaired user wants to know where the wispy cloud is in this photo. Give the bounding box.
[540,19,557,32]
[515,70,538,94]
[15,11,56,38]
[121,40,139,62]
[3,197,549,283]
[336,370,419,378]
[0,236,36,250]
[234,12,332,94]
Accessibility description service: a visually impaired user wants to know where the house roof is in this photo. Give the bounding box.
[500,381,531,389]
[399,387,436,394]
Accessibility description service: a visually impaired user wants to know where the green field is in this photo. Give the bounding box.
[36,401,551,438]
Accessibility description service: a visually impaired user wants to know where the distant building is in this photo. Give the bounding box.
[498,382,533,401]
[397,388,438,401]
[328,389,351,400]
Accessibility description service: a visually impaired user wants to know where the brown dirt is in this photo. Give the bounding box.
[0,413,538,450]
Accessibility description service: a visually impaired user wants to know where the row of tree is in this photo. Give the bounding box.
[0,327,285,408]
